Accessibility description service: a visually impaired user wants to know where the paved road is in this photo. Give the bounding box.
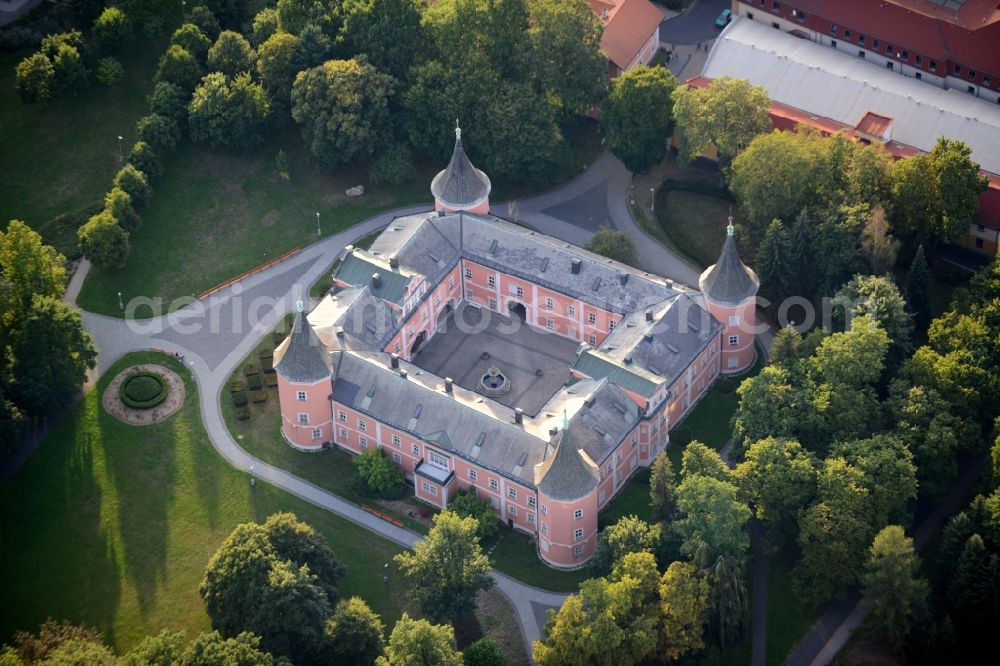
[64,150,770,660]
[660,0,732,45]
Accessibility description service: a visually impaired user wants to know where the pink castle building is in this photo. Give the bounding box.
[274,128,758,568]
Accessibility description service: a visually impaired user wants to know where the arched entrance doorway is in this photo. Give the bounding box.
[508,301,527,322]
[409,330,427,356]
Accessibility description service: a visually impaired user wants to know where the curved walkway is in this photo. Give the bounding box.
[69,151,773,660]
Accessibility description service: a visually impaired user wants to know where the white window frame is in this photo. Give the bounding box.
[574,528,584,541]
[489,478,498,490]
[469,469,478,481]
[567,305,576,317]
[392,452,401,464]
[528,496,536,507]
[412,444,420,455]
[588,312,597,325]
[541,504,547,515]
[508,487,517,499]
[465,268,472,279]
[297,390,307,401]
[574,509,583,520]
[360,436,368,449]
[392,434,401,446]
[527,512,535,524]
[729,335,739,346]
[358,418,367,431]
[488,275,496,288]
[312,428,322,440]
[338,411,347,422]
[508,505,517,517]
[297,413,309,425]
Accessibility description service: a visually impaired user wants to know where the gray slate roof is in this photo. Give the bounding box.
[310,287,399,352]
[535,423,600,502]
[430,138,491,211]
[591,293,722,386]
[699,230,758,306]
[274,309,334,383]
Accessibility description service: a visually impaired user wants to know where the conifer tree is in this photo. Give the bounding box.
[907,244,931,333]
[755,219,793,301]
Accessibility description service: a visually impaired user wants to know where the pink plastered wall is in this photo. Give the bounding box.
[277,374,332,449]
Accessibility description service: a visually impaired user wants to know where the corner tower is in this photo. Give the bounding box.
[534,415,600,568]
[430,124,491,215]
[274,300,335,450]
[699,218,759,374]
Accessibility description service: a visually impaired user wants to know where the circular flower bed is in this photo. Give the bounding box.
[119,371,169,409]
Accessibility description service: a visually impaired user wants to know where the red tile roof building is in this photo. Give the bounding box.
[731,0,1000,103]
[588,0,664,76]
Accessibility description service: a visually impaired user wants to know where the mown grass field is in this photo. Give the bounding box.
[0,44,162,258]
[0,351,414,651]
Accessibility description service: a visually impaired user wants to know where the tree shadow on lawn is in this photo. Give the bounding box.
[0,390,122,645]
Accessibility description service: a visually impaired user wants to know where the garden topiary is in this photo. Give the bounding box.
[232,390,248,407]
[246,373,262,390]
[119,370,168,409]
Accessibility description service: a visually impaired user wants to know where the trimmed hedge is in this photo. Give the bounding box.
[119,371,169,409]
[236,407,251,420]
[232,390,248,407]
[247,373,262,390]
[264,373,279,387]
[250,389,267,403]
[243,363,259,376]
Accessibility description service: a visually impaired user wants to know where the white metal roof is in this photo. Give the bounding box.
[702,17,1000,175]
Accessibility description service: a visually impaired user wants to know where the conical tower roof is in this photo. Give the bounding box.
[699,220,759,306]
[534,414,599,502]
[430,124,491,211]
[274,301,334,383]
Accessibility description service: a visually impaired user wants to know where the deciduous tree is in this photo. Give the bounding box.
[589,515,661,577]
[735,437,816,545]
[394,511,494,623]
[207,30,257,77]
[9,296,96,416]
[929,137,989,241]
[155,45,204,94]
[170,23,213,64]
[15,53,55,102]
[256,31,300,109]
[674,475,750,561]
[861,525,928,649]
[189,72,271,151]
[658,561,709,661]
[320,597,385,666]
[291,58,394,169]
[78,211,130,269]
[376,614,462,666]
[136,114,181,155]
[859,206,899,276]
[340,0,425,80]
[179,631,280,665]
[447,489,500,541]
[93,7,130,55]
[585,228,636,265]
[650,451,676,522]
[103,187,141,233]
[672,76,771,168]
[601,65,676,173]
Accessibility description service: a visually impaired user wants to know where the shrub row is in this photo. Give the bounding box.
[119,371,168,409]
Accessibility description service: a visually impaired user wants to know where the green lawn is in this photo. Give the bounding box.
[0,351,416,652]
[656,186,744,269]
[765,548,821,666]
[598,467,654,528]
[76,134,437,315]
[487,530,590,593]
[0,43,162,258]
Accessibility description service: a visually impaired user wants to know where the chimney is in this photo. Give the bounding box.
[390,353,399,369]
[645,309,653,322]
[624,353,633,364]
[371,272,381,289]
[571,258,581,274]
[619,273,628,286]
[437,209,445,217]
[399,368,408,379]
[344,244,354,253]
[514,407,524,424]
[549,427,558,437]
[445,377,453,394]
[335,326,344,339]
[389,255,399,269]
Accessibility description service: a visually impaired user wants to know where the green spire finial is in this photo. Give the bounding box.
[296,299,304,313]
[727,205,735,236]
[563,407,569,430]
[455,119,461,142]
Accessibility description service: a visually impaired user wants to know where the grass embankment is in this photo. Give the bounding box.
[654,174,742,269]
[0,44,161,257]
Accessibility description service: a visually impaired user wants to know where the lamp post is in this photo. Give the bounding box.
[181,0,186,18]
[117,291,124,311]
[117,135,124,163]
[650,188,656,213]
[316,211,321,236]
[249,465,255,488]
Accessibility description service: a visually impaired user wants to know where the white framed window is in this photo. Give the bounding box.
[729,315,740,326]
[574,509,583,520]
[528,496,536,507]
[297,413,309,424]
[421,310,427,322]
[392,452,401,464]
[465,268,472,279]
[466,290,474,301]
[546,319,554,330]
[508,505,517,517]
[588,335,597,346]
[312,428,322,440]
[729,335,739,346]
[488,275,496,288]
[392,434,401,446]
[489,478,498,490]
[449,276,455,290]
[574,545,584,555]
[338,411,347,422]
[527,512,535,524]
[412,444,420,455]
[515,285,524,297]
[489,298,497,310]
[434,293,441,305]
[541,504,547,515]
[541,523,548,535]
[429,450,449,469]
[469,469,478,481]
[609,319,616,331]
[297,391,307,401]
[393,342,400,353]
[508,487,517,499]
[358,418,367,430]
[615,452,622,463]
[574,528,584,541]
[546,297,554,310]
[588,312,597,325]
[340,428,348,438]
[360,436,368,449]
[567,305,576,317]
